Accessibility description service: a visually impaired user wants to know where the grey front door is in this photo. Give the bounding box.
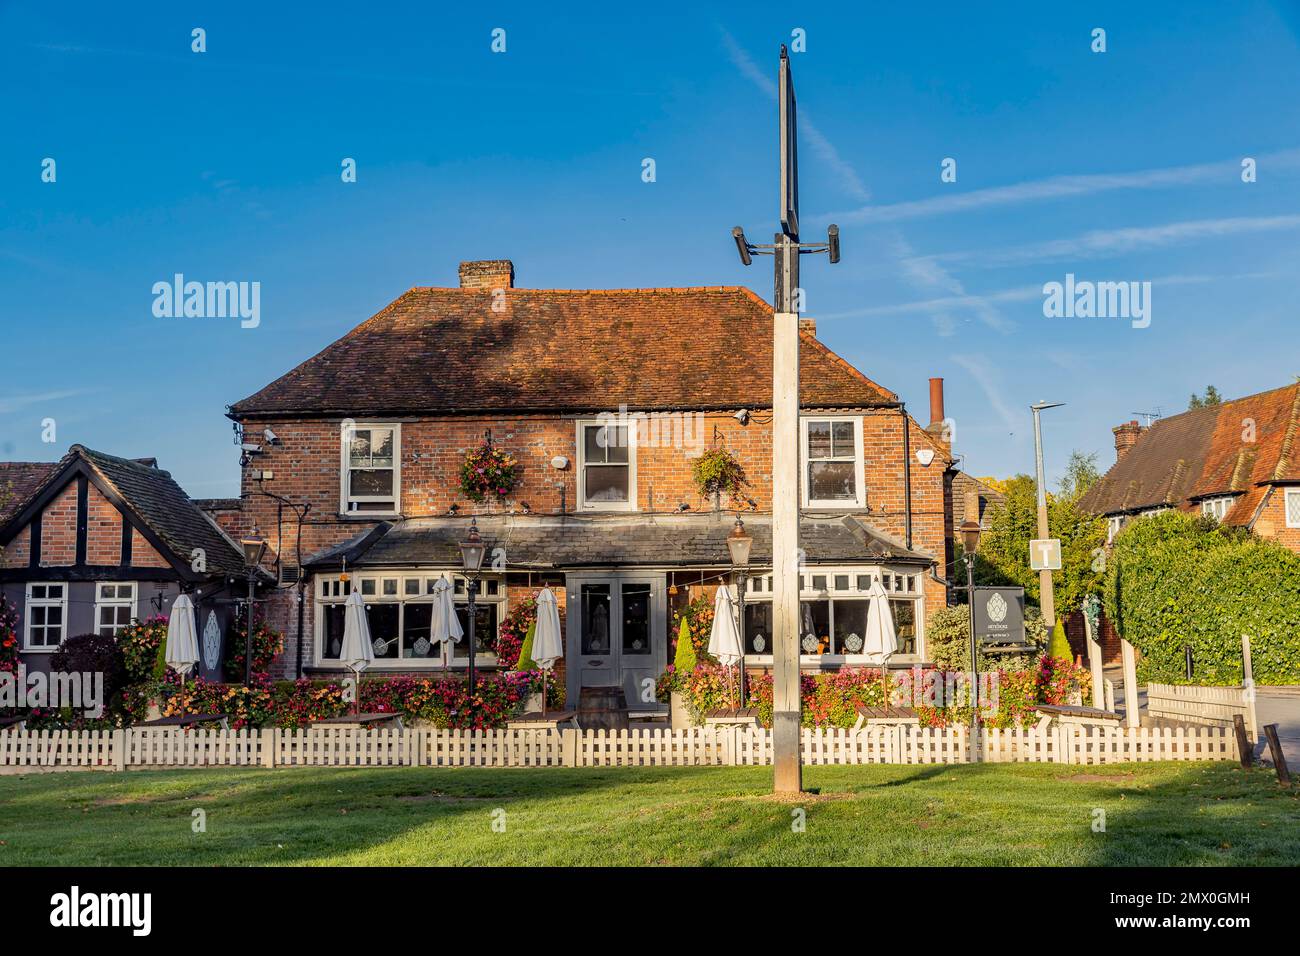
[567,574,666,710]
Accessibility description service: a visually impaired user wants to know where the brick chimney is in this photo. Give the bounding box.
[1113,420,1145,462]
[458,259,514,289]
[926,377,948,440]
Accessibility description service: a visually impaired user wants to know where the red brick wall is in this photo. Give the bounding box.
[237,407,952,676]
[1253,486,1300,553]
[1,526,30,569]
[1064,608,1122,664]
[131,528,171,569]
[39,484,77,567]
[86,485,122,565]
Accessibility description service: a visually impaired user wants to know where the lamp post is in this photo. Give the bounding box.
[958,519,982,712]
[726,517,754,708]
[1031,401,1065,628]
[458,519,487,695]
[239,530,267,686]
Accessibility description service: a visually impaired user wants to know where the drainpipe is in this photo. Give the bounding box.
[900,404,913,550]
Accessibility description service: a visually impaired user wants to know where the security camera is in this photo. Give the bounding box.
[734,409,750,425]
[240,442,262,454]
[263,428,279,444]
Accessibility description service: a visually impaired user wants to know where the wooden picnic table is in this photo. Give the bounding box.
[0,715,27,731]
[852,704,920,731]
[139,713,230,729]
[507,709,578,731]
[314,712,405,729]
[704,707,761,727]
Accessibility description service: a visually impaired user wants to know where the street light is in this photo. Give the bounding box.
[458,519,487,694]
[726,517,754,707]
[958,519,982,712]
[239,530,267,686]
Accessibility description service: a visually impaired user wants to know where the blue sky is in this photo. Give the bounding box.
[3,1,1299,496]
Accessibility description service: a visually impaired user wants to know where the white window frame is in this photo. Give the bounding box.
[576,420,637,512]
[1107,515,1126,543]
[24,582,68,652]
[740,566,925,666]
[313,571,507,670]
[801,416,866,509]
[1200,495,1236,523]
[340,422,401,516]
[1285,488,1300,528]
[94,582,138,637]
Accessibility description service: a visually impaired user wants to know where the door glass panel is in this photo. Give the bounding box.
[581,584,612,655]
[622,583,651,654]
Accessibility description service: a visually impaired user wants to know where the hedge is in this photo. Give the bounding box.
[1102,510,1300,685]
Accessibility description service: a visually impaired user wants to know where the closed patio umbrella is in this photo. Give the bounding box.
[164,592,199,677]
[707,584,744,707]
[532,587,563,715]
[863,577,899,705]
[429,576,463,670]
[340,589,375,714]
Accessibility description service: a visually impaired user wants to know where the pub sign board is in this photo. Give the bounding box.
[973,586,1027,645]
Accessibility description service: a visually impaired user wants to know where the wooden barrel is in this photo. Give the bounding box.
[578,685,629,732]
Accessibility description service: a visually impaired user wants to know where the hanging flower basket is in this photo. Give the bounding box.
[460,441,522,502]
[691,447,748,503]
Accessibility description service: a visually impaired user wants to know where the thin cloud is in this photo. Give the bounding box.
[0,389,89,415]
[823,149,1300,224]
[952,354,1019,437]
[719,30,870,202]
[913,214,1300,269]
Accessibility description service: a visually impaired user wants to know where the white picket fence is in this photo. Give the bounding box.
[0,722,1237,771]
[1147,682,1257,741]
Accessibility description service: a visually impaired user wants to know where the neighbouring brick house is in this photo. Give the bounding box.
[220,259,959,708]
[0,446,257,679]
[1080,382,1300,550]
[1069,382,1300,663]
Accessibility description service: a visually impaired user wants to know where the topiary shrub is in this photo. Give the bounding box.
[672,615,697,673]
[1047,622,1072,661]
[514,619,539,672]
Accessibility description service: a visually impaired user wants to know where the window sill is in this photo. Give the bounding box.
[336,511,402,521]
[21,647,58,655]
[312,660,499,671]
[803,504,867,513]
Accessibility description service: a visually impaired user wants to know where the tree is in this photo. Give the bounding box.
[1057,450,1101,499]
[971,469,1107,618]
[1189,385,1223,410]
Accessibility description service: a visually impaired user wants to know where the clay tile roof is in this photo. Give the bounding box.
[0,462,59,524]
[229,287,897,417]
[1080,382,1300,523]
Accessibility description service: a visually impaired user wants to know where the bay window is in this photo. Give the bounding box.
[341,423,400,514]
[740,567,924,661]
[316,572,504,667]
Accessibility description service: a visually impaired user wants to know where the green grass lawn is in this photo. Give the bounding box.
[0,762,1295,866]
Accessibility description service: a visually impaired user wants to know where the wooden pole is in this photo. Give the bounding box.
[1241,633,1257,740]
[1233,714,1253,768]
[771,297,803,794]
[1084,610,1104,710]
[1262,724,1291,785]
[1120,638,1139,729]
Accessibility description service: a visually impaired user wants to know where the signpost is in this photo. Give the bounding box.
[1028,538,1062,571]
[730,45,841,794]
[972,587,1027,645]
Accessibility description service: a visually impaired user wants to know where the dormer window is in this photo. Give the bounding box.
[1200,496,1236,523]
[341,423,400,514]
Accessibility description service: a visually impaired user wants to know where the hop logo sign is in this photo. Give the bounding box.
[986,591,1008,623]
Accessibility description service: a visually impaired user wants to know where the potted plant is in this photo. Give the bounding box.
[691,447,748,505]
[668,616,696,728]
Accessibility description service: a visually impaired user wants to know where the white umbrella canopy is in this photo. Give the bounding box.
[164,592,200,676]
[532,587,564,670]
[862,577,899,665]
[429,577,463,667]
[707,585,744,667]
[339,589,375,671]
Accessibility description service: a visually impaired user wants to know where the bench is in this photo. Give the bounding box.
[0,715,27,731]
[852,705,920,731]
[138,713,230,730]
[1035,704,1121,729]
[507,709,578,731]
[704,707,761,727]
[314,713,405,730]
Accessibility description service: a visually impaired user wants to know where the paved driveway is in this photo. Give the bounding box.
[1105,668,1300,768]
